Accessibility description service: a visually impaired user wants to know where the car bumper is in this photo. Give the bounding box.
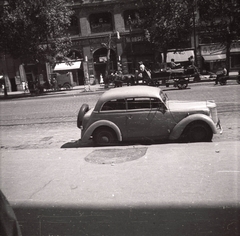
[216,119,223,134]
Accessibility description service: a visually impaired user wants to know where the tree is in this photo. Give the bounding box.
[138,0,195,62]
[0,0,73,64]
[198,0,240,74]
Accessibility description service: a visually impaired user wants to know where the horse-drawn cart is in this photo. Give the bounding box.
[105,66,201,89]
[151,66,200,89]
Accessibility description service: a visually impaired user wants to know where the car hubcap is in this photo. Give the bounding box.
[101,136,109,143]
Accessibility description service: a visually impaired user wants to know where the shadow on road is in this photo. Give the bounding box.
[60,138,185,149]
[14,204,239,236]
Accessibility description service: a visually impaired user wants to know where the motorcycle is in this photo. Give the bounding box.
[216,74,228,85]
[215,69,228,85]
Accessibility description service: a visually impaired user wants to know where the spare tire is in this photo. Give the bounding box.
[77,104,89,128]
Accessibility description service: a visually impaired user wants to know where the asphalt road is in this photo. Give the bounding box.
[0,82,240,236]
[0,82,239,149]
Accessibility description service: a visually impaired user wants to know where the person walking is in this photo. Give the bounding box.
[138,61,151,84]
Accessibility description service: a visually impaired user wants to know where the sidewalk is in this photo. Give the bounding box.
[1,141,239,235]
[0,84,105,100]
[1,78,238,100]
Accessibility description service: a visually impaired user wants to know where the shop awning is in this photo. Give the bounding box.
[54,61,81,71]
[166,50,194,62]
[202,54,226,61]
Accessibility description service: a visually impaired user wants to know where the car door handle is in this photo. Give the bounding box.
[127,115,133,119]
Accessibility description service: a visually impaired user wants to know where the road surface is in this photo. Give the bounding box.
[0,83,239,236]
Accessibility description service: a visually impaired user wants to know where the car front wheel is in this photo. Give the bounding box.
[187,123,213,142]
[93,127,117,146]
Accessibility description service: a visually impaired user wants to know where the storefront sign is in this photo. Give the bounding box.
[201,44,225,56]
[230,41,240,53]
[126,35,144,43]
[201,41,240,56]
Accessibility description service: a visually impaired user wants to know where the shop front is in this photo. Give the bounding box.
[53,60,84,85]
[201,41,240,73]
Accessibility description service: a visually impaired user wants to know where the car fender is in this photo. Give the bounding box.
[169,114,217,140]
[81,120,123,142]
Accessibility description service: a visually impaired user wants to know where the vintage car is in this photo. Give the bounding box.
[77,86,222,146]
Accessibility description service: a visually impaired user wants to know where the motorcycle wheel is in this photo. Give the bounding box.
[177,82,188,89]
[237,76,240,84]
[219,80,227,85]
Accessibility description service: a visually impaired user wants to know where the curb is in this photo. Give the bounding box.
[1,79,238,100]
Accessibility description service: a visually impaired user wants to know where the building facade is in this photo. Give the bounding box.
[66,0,157,84]
[61,0,240,84]
[1,0,239,91]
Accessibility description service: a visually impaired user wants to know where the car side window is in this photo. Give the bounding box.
[126,98,151,110]
[151,98,163,109]
[101,99,126,111]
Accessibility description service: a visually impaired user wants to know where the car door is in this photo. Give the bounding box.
[148,98,173,139]
[126,97,171,140]
[99,98,128,137]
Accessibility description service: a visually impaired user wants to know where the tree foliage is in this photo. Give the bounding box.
[138,0,195,62]
[0,0,73,63]
[198,0,240,73]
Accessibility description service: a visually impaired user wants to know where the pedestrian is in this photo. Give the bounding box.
[188,55,194,66]
[52,77,58,91]
[215,67,227,85]
[138,61,151,84]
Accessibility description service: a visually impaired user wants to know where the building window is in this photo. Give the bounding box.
[68,16,79,35]
[124,9,144,30]
[71,16,78,27]
[89,12,113,34]
[231,54,240,68]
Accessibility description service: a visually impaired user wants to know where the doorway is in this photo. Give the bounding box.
[93,48,117,83]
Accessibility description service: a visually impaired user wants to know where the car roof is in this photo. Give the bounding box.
[95,86,162,110]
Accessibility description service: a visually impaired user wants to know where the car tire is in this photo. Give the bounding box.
[187,122,213,142]
[93,127,117,146]
[63,83,72,90]
[77,104,89,128]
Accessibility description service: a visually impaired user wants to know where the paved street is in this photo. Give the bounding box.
[0,82,239,149]
[0,82,240,235]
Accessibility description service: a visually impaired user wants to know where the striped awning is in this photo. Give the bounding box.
[202,54,226,61]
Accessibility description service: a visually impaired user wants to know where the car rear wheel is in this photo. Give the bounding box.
[93,127,117,146]
[63,83,72,90]
[77,104,89,128]
[187,122,213,142]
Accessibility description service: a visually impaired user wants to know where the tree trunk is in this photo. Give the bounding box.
[225,39,231,76]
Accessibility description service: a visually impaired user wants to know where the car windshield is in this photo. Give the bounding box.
[160,90,167,103]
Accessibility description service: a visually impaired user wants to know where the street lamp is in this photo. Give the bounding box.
[101,31,121,87]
